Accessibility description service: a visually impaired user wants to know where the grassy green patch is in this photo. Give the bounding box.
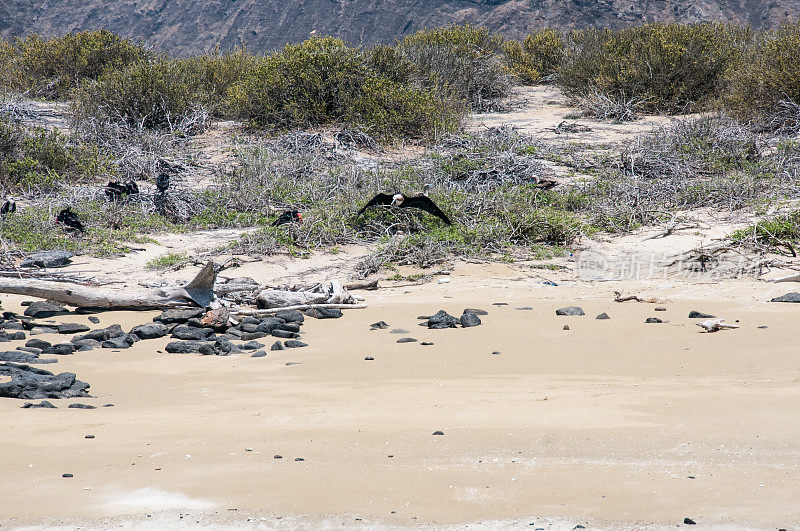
[146,251,188,269]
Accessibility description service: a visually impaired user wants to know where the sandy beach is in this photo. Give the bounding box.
[2,258,800,530]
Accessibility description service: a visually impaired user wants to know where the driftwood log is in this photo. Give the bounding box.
[256,279,356,309]
[0,262,217,309]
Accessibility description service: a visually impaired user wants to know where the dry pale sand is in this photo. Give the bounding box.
[2,260,800,530]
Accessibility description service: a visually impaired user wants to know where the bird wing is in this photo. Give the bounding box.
[356,193,395,216]
[402,196,452,225]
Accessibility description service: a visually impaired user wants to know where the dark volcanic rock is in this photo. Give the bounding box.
[214,338,239,355]
[153,308,204,324]
[770,292,800,303]
[0,321,24,330]
[688,310,716,318]
[683,518,696,525]
[26,339,51,350]
[0,351,45,363]
[239,322,260,333]
[0,331,26,341]
[397,337,418,343]
[22,400,57,408]
[16,346,42,354]
[171,324,213,341]
[421,342,434,346]
[596,312,611,320]
[256,318,284,334]
[0,363,90,400]
[272,329,298,339]
[432,430,444,435]
[305,307,343,319]
[45,343,76,355]
[275,310,304,323]
[101,335,135,349]
[276,323,301,333]
[68,403,96,409]
[270,341,285,351]
[130,322,169,340]
[390,329,409,334]
[251,350,267,358]
[77,345,94,352]
[515,307,533,311]
[165,341,208,354]
[284,340,307,348]
[20,250,74,268]
[370,321,389,330]
[563,324,570,330]
[240,331,268,340]
[240,316,261,326]
[645,317,664,323]
[241,340,265,351]
[655,306,667,312]
[463,308,488,316]
[88,316,100,324]
[23,301,67,318]
[460,313,482,328]
[74,324,124,342]
[556,306,584,316]
[57,323,90,334]
[427,310,458,329]
[72,339,101,349]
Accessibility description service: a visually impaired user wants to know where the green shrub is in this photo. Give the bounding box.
[398,25,511,108]
[559,23,751,114]
[0,30,148,99]
[503,28,564,84]
[179,48,258,114]
[723,23,800,131]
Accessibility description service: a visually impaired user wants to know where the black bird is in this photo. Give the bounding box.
[56,207,85,233]
[1,199,16,217]
[357,186,451,225]
[104,180,139,202]
[272,210,303,226]
[156,172,170,194]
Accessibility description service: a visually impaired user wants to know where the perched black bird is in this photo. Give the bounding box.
[357,186,451,225]
[1,199,16,218]
[56,207,85,233]
[272,210,303,226]
[104,180,139,202]
[156,172,170,194]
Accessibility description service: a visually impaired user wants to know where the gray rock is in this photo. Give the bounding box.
[0,351,42,363]
[0,321,24,330]
[88,316,100,324]
[390,328,409,334]
[57,323,90,334]
[370,321,389,329]
[101,335,135,349]
[214,338,239,354]
[77,345,94,352]
[165,341,208,354]
[556,306,584,316]
[460,313,482,328]
[276,323,301,333]
[68,403,96,409]
[463,308,488,315]
[563,324,570,330]
[250,350,267,358]
[688,310,716,318]
[30,327,57,335]
[0,364,90,400]
[20,251,74,268]
[272,329,298,339]
[0,331,26,341]
[397,337,418,343]
[240,316,261,326]
[225,328,244,338]
[270,341,286,351]
[26,339,51,350]
[256,318,284,333]
[23,301,67,319]
[130,322,169,340]
[240,331,269,341]
[427,310,458,329]
[241,340,265,351]
[305,307,342,319]
[275,310,304,323]
[239,322,260,333]
[284,340,307,348]
[770,292,800,303]
[73,324,124,342]
[655,306,667,312]
[153,308,204,324]
[45,343,76,355]
[421,342,434,346]
[21,400,57,408]
[515,307,533,311]
[596,312,611,320]
[645,317,664,323]
[72,339,101,349]
[171,324,213,341]
[16,346,42,355]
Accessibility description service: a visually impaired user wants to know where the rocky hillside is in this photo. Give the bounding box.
[2,0,798,54]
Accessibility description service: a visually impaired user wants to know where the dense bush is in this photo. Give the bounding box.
[559,23,751,114]
[503,28,564,84]
[723,23,800,132]
[398,25,511,108]
[0,30,148,99]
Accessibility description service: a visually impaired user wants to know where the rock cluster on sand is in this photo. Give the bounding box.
[23,301,68,318]
[0,363,90,399]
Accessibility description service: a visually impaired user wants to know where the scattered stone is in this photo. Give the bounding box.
[284,340,307,348]
[416,315,430,320]
[688,310,716,318]
[683,518,696,525]
[21,400,56,408]
[256,318,284,334]
[30,327,57,335]
[365,356,375,360]
[757,325,768,329]
[20,251,74,268]
[72,339,101,349]
[239,322,260,333]
[595,312,610,320]
[0,331,26,341]
[770,292,800,303]
[427,310,459,329]
[250,350,267,358]
[556,306,584,316]
[271,329,298,339]
[56,323,90,334]
[397,337,418,343]
[420,342,434,346]
[274,455,282,459]
[276,323,301,333]
[23,301,67,319]
[240,340,265,351]
[103,403,114,407]
[305,307,343,319]
[0,351,50,364]
[463,308,488,316]
[275,310,304,323]
[240,331,268,341]
[62,473,73,478]
[171,324,213,341]
[240,316,261,326]
[101,335,135,349]
[77,345,93,352]
[68,403,96,409]
[225,328,244,338]
[645,317,663,323]
[0,321,24,330]
[165,341,208,354]
[285,362,301,365]
[432,430,444,435]
[16,346,42,355]
[85,435,95,438]
[654,306,667,312]
[515,307,533,311]
[390,329,409,334]
[270,341,286,351]
[563,325,570,330]
[492,302,508,306]
[130,323,169,340]
[74,324,124,342]
[0,364,90,399]
[153,308,205,324]
[370,321,389,330]
[45,343,76,355]
[294,457,305,461]
[88,316,100,324]
[460,312,482,328]
[491,351,501,355]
